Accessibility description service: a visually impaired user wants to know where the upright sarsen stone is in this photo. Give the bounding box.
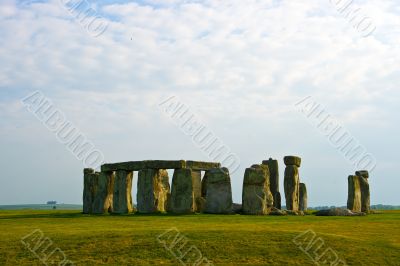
[299,183,307,211]
[356,171,370,213]
[170,169,201,213]
[92,171,115,214]
[83,168,97,214]
[284,156,301,211]
[205,168,233,214]
[242,164,273,215]
[275,192,281,210]
[347,175,361,212]
[359,177,370,213]
[262,158,280,209]
[137,169,170,213]
[113,170,134,214]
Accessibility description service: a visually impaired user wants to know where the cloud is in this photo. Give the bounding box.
[0,0,399,205]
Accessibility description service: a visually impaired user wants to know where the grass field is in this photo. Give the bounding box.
[0,210,399,265]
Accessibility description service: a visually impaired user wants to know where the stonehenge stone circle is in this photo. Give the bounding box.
[204,168,233,214]
[347,175,362,212]
[242,164,273,215]
[82,159,373,216]
[113,170,134,214]
[299,183,307,211]
[284,156,301,211]
[137,169,170,213]
[262,158,281,209]
[92,171,114,214]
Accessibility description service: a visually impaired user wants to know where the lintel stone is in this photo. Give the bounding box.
[101,160,220,172]
[186,161,221,171]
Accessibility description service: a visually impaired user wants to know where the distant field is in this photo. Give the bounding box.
[0,210,399,265]
[0,204,82,210]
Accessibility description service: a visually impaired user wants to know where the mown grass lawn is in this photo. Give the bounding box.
[0,210,399,265]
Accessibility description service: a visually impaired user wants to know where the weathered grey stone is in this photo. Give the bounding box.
[92,171,114,214]
[262,158,280,209]
[275,192,282,210]
[284,156,301,167]
[269,208,287,216]
[101,160,186,172]
[284,165,300,211]
[347,175,361,212]
[315,208,366,216]
[113,170,134,214]
[299,183,307,211]
[196,197,207,213]
[170,169,201,213]
[145,160,186,170]
[137,169,170,213]
[83,168,97,214]
[205,168,233,214]
[84,168,95,174]
[101,161,146,172]
[359,176,370,213]
[101,160,221,173]
[192,170,202,211]
[232,203,242,214]
[242,164,273,215]
[355,170,369,179]
[186,161,221,171]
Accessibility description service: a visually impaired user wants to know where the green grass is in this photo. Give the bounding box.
[0,210,399,265]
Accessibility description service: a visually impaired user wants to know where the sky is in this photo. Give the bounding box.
[0,0,399,206]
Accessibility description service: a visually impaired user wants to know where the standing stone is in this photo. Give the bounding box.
[113,170,134,214]
[137,169,170,213]
[299,183,307,211]
[347,175,361,212]
[262,158,280,209]
[284,156,301,211]
[205,168,233,214]
[92,171,115,214]
[275,192,281,209]
[356,171,370,213]
[242,164,273,215]
[170,169,201,213]
[83,168,97,214]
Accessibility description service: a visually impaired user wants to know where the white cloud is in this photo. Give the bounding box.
[0,0,399,205]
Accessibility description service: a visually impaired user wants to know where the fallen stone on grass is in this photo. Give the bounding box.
[269,208,287,216]
[315,208,366,216]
